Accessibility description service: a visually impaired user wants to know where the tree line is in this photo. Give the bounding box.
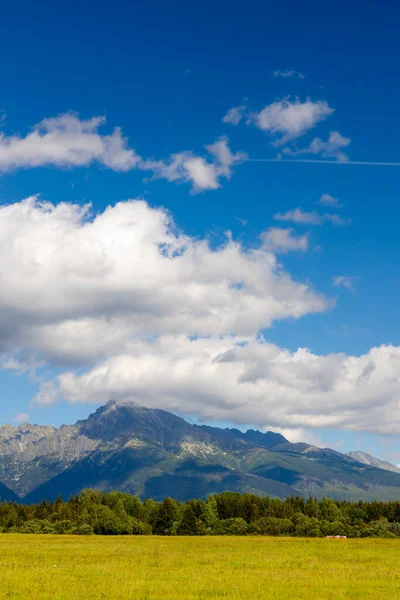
[1,490,400,537]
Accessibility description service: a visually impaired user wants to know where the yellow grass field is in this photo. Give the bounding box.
[0,535,399,599]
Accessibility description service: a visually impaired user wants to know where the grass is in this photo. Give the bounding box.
[0,535,399,599]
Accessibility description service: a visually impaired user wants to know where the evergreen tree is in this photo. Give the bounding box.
[176,506,197,535]
[153,498,179,535]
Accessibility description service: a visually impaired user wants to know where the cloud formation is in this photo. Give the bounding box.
[0,197,327,367]
[274,208,351,226]
[251,98,334,145]
[318,193,343,208]
[34,337,400,435]
[3,197,398,437]
[140,136,247,192]
[0,113,140,172]
[284,131,351,162]
[0,113,247,192]
[222,105,246,126]
[261,227,309,253]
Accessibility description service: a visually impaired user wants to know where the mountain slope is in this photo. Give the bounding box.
[3,401,400,503]
[346,451,400,474]
[0,481,21,503]
[0,422,98,497]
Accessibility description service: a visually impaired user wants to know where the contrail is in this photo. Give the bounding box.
[247,158,400,167]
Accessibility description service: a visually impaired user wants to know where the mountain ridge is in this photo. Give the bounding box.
[346,451,400,474]
[1,401,400,503]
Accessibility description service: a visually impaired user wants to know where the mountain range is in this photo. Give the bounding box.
[0,401,400,503]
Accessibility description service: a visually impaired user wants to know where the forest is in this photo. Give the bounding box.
[1,489,400,537]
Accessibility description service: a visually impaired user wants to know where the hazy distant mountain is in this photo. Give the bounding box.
[346,451,400,474]
[2,401,400,503]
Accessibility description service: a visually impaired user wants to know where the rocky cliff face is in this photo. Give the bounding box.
[0,422,97,497]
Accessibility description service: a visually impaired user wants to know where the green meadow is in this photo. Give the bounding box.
[0,535,399,599]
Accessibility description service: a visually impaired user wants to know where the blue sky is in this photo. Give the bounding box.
[1,0,400,464]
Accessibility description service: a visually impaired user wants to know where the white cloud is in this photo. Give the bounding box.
[318,193,343,208]
[333,276,357,293]
[0,197,327,367]
[274,208,322,225]
[284,131,351,162]
[13,413,29,424]
[205,137,242,167]
[0,113,140,172]
[268,426,312,444]
[273,70,305,79]
[34,337,400,435]
[140,136,247,192]
[222,105,246,126]
[274,208,351,226]
[0,114,247,193]
[251,98,334,145]
[4,197,397,437]
[261,227,309,253]
[142,155,220,191]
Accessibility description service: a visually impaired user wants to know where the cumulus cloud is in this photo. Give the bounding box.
[33,337,400,435]
[140,136,247,192]
[261,227,309,253]
[250,98,334,145]
[222,105,246,126]
[273,70,305,79]
[284,131,351,162]
[318,193,343,208]
[333,276,357,292]
[274,208,351,226]
[0,196,327,367]
[0,113,247,192]
[0,113,140,172]
[3,197,398,437]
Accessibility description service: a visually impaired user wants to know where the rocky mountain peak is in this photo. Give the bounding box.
[346,451,400,474]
